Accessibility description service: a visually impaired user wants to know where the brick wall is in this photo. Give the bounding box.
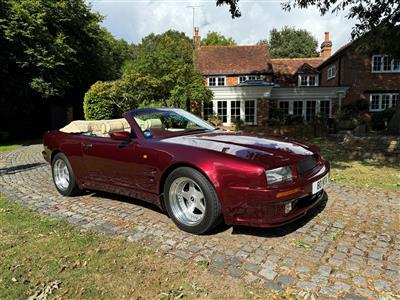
[320,46,400,107]
[256,98,269,126]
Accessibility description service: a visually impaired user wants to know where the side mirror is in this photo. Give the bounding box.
[110,131,131,142]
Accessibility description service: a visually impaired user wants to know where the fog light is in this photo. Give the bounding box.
[284,202,293,214]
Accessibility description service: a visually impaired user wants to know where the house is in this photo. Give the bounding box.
[195,29,400,126]
[195,40,274,126]
[318,40,400,112]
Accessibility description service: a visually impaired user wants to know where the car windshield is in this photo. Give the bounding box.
[130,108,215,138]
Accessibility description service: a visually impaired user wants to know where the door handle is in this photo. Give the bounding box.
[83,143,93,149]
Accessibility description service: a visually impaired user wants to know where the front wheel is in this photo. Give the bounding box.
[164,167,222,234]
[51,152,80,196]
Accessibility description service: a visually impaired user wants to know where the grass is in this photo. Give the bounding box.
[311,138,400,192]
[0,196,294,300]
[0,138,41,152]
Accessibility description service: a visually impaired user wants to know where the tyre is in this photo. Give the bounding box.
[51,152,80,196]
[164,167,222,234]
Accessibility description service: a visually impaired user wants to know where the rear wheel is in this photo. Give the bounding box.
[164,167,222,234]
[51,153,80,196]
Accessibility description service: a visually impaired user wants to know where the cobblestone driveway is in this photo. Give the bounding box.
[0,145,399,299]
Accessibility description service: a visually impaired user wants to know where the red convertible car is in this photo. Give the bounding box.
[43,108,329,234]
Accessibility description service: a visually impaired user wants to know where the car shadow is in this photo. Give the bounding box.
[87,190,164,214]
[81,189,328,238]
[227,192,329,237]
[0,162,47,176]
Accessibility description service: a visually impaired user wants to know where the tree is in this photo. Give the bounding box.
[84,30,213,119]
[202,32,236,46]
[0,0,134,138]
[128,30,212,110]
[258,27,318,58]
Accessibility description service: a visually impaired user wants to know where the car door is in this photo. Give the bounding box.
[80,135,139,191]
[80,135,162,205]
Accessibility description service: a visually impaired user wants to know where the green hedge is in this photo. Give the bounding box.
[84,81,121,120]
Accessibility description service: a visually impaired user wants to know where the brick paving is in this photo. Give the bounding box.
[0,145,399,299]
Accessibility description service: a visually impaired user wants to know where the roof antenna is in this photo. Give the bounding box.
[187,5,202,37]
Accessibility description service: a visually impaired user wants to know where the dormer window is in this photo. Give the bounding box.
[208,76,226,86]
[298,75,318,86]
[238,75,260,84]
[327,65,336,80]
[372,55,400,73]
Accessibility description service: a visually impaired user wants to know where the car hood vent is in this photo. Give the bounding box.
[298,154,319,175]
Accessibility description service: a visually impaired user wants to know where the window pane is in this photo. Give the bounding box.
[293,101,303,116]
[279,101,289,115]
[300,76,307,86]
[217,101,227,123]
[309,76,316,86]
[320,100,330,117]
[392,94,399,107]
[370,95,380,110]
[393,60,400,71]
[383,56,391,71]
[372,56,381,71]
[239,76,246,83]
[203,102,214,120]
[382,95,390,109]
[230,100,241,122]
[306,101,316,121]
[218,77,225,86]
[248,76,257,80]
[245,100,255,124]
[209,78,216,86]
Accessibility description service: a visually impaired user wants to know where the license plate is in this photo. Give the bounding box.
[312,173,329,194]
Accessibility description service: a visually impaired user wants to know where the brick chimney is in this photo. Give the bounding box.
[194,27,201,49]
[320,32,332,58]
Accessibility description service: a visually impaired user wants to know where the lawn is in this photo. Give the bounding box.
[312,138,400,192]
[0,196,292,300]
[0,139,41,152]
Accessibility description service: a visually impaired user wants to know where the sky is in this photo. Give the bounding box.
[88,0,357,53]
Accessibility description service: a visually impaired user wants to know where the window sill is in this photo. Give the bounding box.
[371,71,400,74]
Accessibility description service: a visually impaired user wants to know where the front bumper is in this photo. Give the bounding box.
[223,161,329,228]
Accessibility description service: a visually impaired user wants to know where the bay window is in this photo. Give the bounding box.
[298,75,318,86]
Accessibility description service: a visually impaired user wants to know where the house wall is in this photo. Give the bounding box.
[256,99,269,126]
[319,58,342,86]
[204,74,274,87]
[320,46,400,107]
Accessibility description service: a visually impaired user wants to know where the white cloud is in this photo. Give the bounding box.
[89,0,357,52]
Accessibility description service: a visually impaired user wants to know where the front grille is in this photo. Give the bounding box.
[297,154,319,175]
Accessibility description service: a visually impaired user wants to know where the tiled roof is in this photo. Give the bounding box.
[271,57,323,86]
[271,57,323,75]
[195,45,272,75]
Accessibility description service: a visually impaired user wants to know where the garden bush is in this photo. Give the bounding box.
[371,108,396,131]
[84,81,120,120]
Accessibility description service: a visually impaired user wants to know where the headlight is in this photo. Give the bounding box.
[265,166,292,185]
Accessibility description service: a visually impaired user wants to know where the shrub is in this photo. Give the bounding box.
[207,115,222,126]
[371,108,396,131]
[232,117,245,131]
[84,81,122,120]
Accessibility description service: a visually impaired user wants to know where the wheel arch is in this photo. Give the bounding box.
[158,162,219,212]
[50,149,62,163]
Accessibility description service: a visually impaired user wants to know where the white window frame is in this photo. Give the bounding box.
[238,75,260,84]
[327,65,336,80]
[369,93,400,111]
[298,75,319,87]
[202,100,257,125]
[277,99,331,120]
[207,76,226,86]
[371,55,400,73]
